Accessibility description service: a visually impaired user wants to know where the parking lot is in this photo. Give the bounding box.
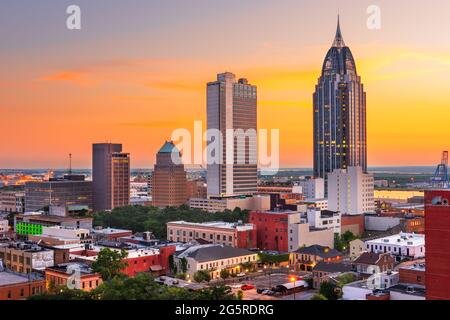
[228,272,317,301]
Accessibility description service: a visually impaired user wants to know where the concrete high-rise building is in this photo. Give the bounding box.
[92,143,130,212]
[313,17,367,179]
[206,72,257,197]
[425,190,450,300]
[152,141,187,208]
[25,175,92,213]
[327,166,374,215]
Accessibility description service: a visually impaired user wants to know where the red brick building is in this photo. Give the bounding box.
[0,271,46,300]
[71,244,176,277]
[425,190,450,300]
[249,211,289,252]
[399,264,425,286]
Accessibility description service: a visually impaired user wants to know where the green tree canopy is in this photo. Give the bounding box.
[319,281,341,300]
[91,248,128,281]
[193,270,211,283]
[93,205,249,239]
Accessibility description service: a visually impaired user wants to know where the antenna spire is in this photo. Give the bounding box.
[69,153,72,175]
[333,14,345,48]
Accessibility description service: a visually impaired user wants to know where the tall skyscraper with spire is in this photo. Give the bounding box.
[313,17,367,179]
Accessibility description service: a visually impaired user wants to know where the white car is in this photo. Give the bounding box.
[237,272,246,277]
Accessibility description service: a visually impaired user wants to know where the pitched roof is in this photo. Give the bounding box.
[354,252,384,265]
[158,141,180,154]
[294,245,342,259]
[313,261,353,273]
[177,244,255,263]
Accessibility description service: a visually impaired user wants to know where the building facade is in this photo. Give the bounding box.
[249,210,335,252]
[152,141,187,208]
[206,72,258,197]
[295,177,325,199]
[25,177,92,213]
[365,232,425,261]
[425,189,450,300]
[328,166,374,215]
[313,17,367,178]
[0,190,25,213]
[92,143,130,212]
[167,221,256,249]
[174,244,258,280]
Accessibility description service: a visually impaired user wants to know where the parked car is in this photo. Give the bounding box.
[237,272,246,277]
[262,290,271,295]
[256,288,267,294]
[241,284,255,291]
[266,290,276,296]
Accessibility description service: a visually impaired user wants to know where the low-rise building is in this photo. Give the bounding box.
[349,239,366,260]
[45,263,102,292]
[189,195,270,213]
[167,221,256,249]
[0,219,8,234]
[399,263,425,286]
[365,232,425,261]
[249,210,335,252]
[0,268,45,300]
[71,243,176,277]
[14,213,93,235]
[353,252,395,276]
[0,243,54,273]
[306,208,341,234]
[290,245,343,272]
[91,227,133,241]
[312,261,353,289]
[174,244,258,280]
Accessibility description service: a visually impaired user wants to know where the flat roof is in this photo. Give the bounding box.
[0,271,42,287]
[17,214,92,223]
[167,221,254,231]
[92,227,132,235]
[365,232,424,246]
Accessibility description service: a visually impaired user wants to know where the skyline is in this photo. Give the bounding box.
[2,0,450,169]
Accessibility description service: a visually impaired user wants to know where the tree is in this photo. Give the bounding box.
[93,205,249,239]
[179,257,188,274]
[92,248,128,281]
[193,270,211,283]
[28,287,91,300]
[310,294,328,300]
[220,269,230,280]
[319,281,341,300]
[195,285,236,300]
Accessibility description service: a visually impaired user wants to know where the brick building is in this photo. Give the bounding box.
[399,263,425,286]
[249,210,334,252]
[0,270,45,300]
[45,263,102,292]
[425,189,450,300]
[167,221,256,249]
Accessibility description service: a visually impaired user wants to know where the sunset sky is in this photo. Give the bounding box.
[1,0,450,169]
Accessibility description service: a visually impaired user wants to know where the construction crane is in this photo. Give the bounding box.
[431,151,449,188]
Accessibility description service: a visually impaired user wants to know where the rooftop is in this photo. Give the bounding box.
[17,214,92,223]
[167,221,254,231]
[0,271,43,287]
[177,244,256,262]
[365,232,425,246]
[387,284,426,297]
[293,245,342,258]
[313,261,352,273]
[92,227,132,235]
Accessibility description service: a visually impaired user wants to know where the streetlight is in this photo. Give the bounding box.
[290,276,297,300]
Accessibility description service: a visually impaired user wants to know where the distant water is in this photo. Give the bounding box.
[0,166,437,175]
